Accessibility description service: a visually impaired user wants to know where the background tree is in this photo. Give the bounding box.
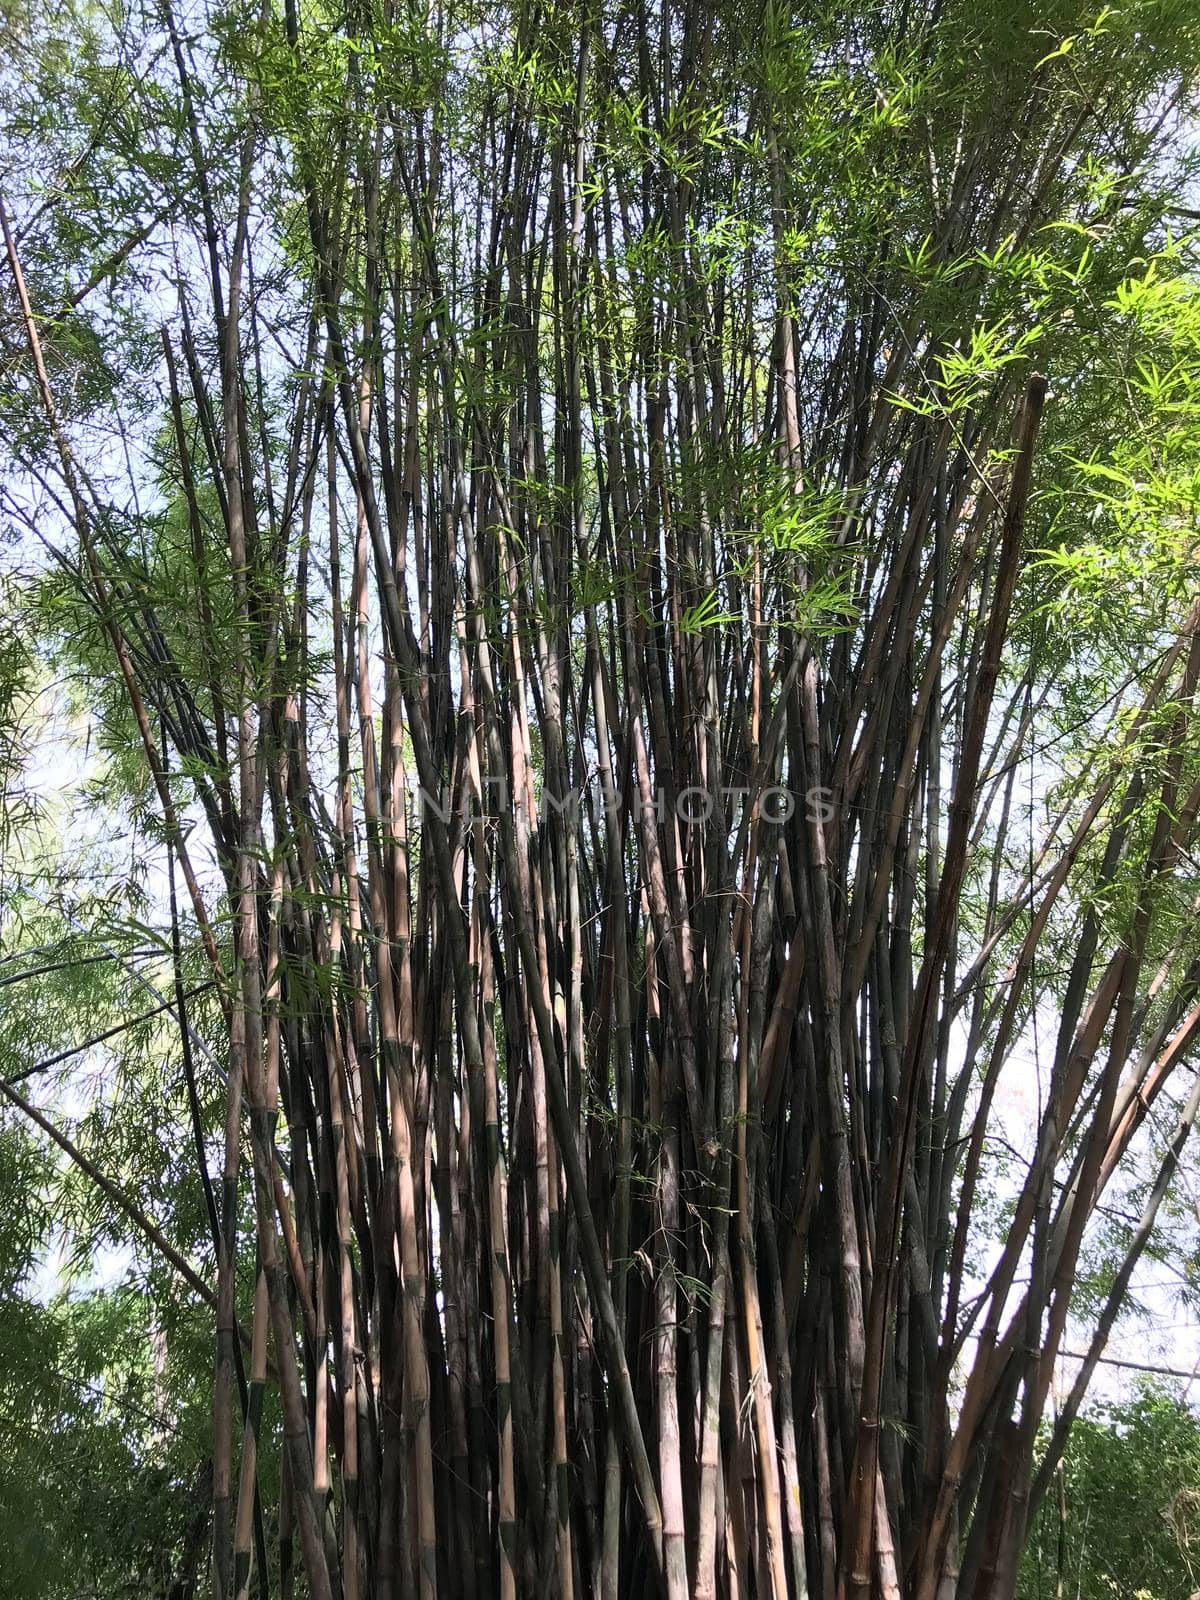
[1020,1386,1200,1600]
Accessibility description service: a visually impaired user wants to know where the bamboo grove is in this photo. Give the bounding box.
[3,0,1200,1597]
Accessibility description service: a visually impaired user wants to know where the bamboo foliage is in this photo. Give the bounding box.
[3,0,1200,1597]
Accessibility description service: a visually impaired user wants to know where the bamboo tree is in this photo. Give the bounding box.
[4,4,1200,1599]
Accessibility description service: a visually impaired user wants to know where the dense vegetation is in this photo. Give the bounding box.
[3,0,1200,1596]
[1020,1389,1200,1600]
